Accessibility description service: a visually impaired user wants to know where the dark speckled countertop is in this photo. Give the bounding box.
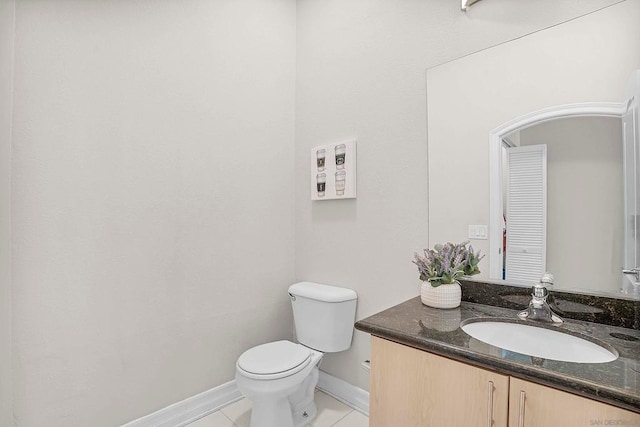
[355,297,640,414]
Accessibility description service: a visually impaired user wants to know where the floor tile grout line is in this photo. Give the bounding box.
[190,391,368,427]
[181,409,226,427]
[350,407,369,417]
[315,389,364,417]
[327,408,355,427]
[218,409,238,427]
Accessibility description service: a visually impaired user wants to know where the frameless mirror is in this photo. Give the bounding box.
[426,1,640,298]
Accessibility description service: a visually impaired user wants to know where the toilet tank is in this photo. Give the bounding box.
[288,282,357,353]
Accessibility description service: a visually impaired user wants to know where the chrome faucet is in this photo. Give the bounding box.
[517,273,563,325]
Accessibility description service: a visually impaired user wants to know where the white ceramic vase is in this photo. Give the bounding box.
[420,281,462,309]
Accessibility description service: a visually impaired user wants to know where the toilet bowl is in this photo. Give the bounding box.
[234,282,357,427]
[235,340,323,427]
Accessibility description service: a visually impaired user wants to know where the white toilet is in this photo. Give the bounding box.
[234,282,358,427]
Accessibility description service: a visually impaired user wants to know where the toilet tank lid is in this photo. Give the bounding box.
[289,282,357,302]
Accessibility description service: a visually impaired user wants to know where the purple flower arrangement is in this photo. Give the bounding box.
[413,241,484,287]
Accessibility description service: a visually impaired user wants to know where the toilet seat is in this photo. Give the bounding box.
[237,340,312,380]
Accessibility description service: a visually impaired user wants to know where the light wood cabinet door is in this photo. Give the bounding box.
[508,377,640,427]
[370,337,509,427]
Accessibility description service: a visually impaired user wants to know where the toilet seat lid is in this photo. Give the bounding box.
[237,340,311,376]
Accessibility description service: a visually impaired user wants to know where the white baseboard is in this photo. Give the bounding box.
[317,370,370,416]
[122,371,369,427]
[121,380,242,427]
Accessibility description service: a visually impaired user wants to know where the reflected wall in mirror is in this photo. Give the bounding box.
[496,115,623,293]
[426,1,640,298]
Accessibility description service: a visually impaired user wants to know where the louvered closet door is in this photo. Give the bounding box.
[505,144,547,283]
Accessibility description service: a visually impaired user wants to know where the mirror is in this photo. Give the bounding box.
[426,1,640,298]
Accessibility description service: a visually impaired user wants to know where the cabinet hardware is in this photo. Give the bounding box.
[487,380,494,427]
[518,390,526,427]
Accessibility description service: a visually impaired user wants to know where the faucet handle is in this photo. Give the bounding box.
[531,273,553,299]
[532,284,548,298]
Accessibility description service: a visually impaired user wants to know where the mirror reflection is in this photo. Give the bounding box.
[497,116,623,294]
[426,1,640,298]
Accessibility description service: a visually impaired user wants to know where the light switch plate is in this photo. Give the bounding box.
[468,225,488,240]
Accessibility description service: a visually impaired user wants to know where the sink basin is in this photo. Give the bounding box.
[461,320,618,363]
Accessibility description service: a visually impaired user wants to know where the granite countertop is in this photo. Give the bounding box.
[355,297,640,414]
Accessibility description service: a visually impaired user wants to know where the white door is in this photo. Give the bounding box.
[505,144,547,284]
[622,70,640,296]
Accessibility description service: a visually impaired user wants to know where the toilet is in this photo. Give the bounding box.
[235,282,358,427]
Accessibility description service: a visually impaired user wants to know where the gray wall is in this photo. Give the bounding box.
[10,1,295,425]
[295,0,626,391]
[520,117,623,293]
[0,0,14,425]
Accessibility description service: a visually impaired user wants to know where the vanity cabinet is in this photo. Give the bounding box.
[370,337,510,426]
[508,378,639,426]
[370,337,640,427]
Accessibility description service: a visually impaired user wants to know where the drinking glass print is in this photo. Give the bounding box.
[335,170,346,196]
[316,149,326,171]
[316,173,326,197]
[335,144,346,169]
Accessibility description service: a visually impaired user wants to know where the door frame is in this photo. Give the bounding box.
[488,102,625,280]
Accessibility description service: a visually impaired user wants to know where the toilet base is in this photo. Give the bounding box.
[249,397,295,427]
[289,366,319,426]
[245,366,320,427]
[291,401,316,427]
[238,363,321,427]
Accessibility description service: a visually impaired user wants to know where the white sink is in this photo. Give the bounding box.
[461,320,618,363]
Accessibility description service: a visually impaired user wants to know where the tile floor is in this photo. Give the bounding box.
[187,390,369,427]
